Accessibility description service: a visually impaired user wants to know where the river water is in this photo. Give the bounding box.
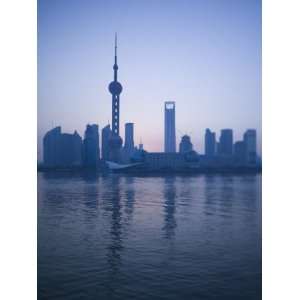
[38,172,261,300]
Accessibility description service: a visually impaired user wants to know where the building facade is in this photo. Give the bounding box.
[83,124,100,167]
[234,141,246,165]
[145,153,185,170]
[124,122,135,157]
[219,129,233,156]
[243,129,257,164]
[205,128,216,156]
[43,127,61,166]
[179,135,193,153]
[101,124,111,161]
[43,127,82,167]
[164,101,176,153]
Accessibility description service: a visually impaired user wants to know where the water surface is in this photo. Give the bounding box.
[38,172,261,300]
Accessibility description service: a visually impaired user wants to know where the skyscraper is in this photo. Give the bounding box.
[101,124,111,161]
[179,135,193,153]
[43,126,61,166]
[43,127,82,167]
[243,129,257,164]
[219,129,233,156]
[83,124,100,167]
[108,34,123,162]
[234,141,246,165]
[164,101,176,153]
[124,123,135,157]
[205,128,216,156]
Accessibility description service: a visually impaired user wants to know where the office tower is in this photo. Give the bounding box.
[243,129,257,164]
[43,127,61,166]
[83,124,100,167]
[219,129,233,156]
[164,101,176,153]
[124,123,135,156]
[101,124,111,161]
[234,141,246,164]
[43,127,82,167]
[179,135,193,153]
[60,131,82,166]
[108,34,123,162]
[205,128,216,156]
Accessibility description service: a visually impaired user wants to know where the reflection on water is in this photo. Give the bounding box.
[38,173,261,300]
[163,177,177,239]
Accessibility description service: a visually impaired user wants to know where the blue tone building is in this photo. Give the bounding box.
[101,124,111,161]
[234,141,246,165]
[219,129,233,156]
[83,124,100,167]
[124,122,135,156]
[179,135,193,153]
[43,126,82,167]
[243,129,257,165]
[205,128,216,156]
[164,101,176,153]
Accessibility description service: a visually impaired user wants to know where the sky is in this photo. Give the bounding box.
[38,0,261,158]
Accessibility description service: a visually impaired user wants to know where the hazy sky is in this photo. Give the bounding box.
[38,0,261,156]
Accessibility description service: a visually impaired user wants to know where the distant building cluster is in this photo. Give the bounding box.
[42,35,260,172]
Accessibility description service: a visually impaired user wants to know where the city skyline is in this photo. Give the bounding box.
[38,0,261,159]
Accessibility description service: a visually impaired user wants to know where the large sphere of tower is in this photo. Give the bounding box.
[108,81,123,95]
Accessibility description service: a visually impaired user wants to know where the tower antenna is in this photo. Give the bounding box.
[115,32,117,63]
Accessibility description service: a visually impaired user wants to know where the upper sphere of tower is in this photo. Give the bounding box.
[109,81,123,95]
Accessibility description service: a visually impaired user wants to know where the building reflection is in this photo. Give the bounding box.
[162,176,177,239]
[107,176,123,266]
[219,175,235,213]
[103,175,136,297]
[123,176,135,224]
[204,175,218,214]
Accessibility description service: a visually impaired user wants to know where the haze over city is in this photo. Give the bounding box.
[38,0,261,159]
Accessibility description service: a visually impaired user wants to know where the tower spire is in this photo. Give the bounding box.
[115,32,117,63]
[113,33,118,81]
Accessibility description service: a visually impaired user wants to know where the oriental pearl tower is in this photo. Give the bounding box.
[108,33,123,162]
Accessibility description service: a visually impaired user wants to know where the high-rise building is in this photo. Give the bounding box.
[43,127,82,167]
[205,128,216,156]
[243,129,257,164]
[179,135,193,153]
[234,141,246,164]
[164,101,176,153]
[124,123,134,156]
[43,126,61,166]
[101,124,111,161]
[60,131,82,166]
[83,124,100,167]
[108,34,123,162]
[219,129,233,156]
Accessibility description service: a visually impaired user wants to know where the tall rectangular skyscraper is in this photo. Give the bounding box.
[101,124,111,161]
[124,123,134,155]
[243,129,257,164]
[219,129,233,156]
[83,124,100,167]
[205,128,216,156]
[164,101,176,153]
